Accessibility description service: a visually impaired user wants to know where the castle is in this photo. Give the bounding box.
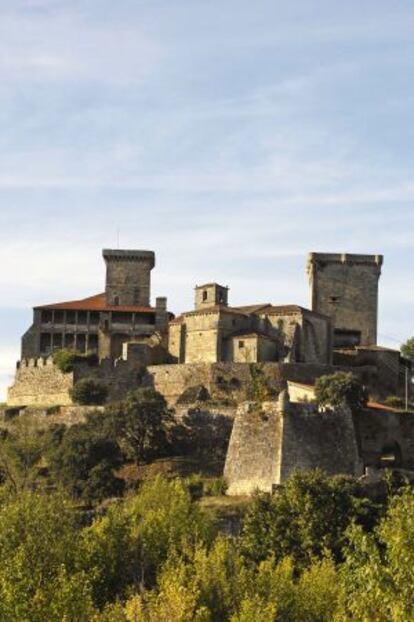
[7,248,413,493]
[18,248,384,368]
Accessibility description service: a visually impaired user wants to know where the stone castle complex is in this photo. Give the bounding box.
[7,249,413,494]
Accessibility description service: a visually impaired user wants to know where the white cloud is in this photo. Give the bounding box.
[0,6,161,85]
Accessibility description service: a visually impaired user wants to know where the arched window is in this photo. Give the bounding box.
[203,290,208,302]
[113,296,120,306]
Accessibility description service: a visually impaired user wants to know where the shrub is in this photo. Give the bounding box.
[384,395,405,409]
[0,492,96,621]
[53,349,99,373]
[48,424,124,500]
[240,470,379,568]
[401,336,414,362]
[315,371,368,414]
[53,349,77,372]
[71,378,108,405]
[171,410,233,464]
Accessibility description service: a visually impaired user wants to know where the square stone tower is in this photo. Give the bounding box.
[103,249,155,307]
[307,253,383,347]
[194,283,229,310]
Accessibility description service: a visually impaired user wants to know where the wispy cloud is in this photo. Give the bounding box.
[0,0,413,397]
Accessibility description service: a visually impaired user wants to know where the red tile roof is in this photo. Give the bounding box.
[34,293,157,314]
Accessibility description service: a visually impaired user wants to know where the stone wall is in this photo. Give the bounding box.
[224,397,363,495]
[103,249,154,307]
[7,358,74,406]
[145,361,377,406]
[0,405,103,429]
[307,253,382,346]
[7,356,378,410]
[279,403,362,482]
[334,347,407,399]
[223,402,284,494]
[355,410,414,470]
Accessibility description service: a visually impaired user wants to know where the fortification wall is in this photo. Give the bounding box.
[74,359,143,402]
[7,358,74,407]
[146,361,376,406]
[279,404,362,481]
[0,405,103,430]
[223,402,283,495]
[7,356,378,410]
[355,411,414,470]
[225,399,363,495]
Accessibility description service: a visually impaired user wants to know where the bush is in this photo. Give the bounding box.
[401,336,414,362]
[315,371,368,414]
[384,395,405,409]
[71,378,108,405]
[53,349,99,373]
[53,349,78,372]
[0,492,96,621]
[171,409,233,465]
[240,470,379,568]
[48,424,124,500]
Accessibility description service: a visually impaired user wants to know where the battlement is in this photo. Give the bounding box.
[17,357,54,369]
[102,249,155,267]
[307,252,383,271]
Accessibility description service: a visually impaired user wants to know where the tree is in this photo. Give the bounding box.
[401,337,414,362]
[240,470,378,568]
[315,371,368,414]
[171,409,233,466]
[82,476,213,604]
[71,378,108,405]
[0,414,46,493]
[0,492,96,621]
[339,487,414,621]
[48,423,124,500]
[103,388,173,464]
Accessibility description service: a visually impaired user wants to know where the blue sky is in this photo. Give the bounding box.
[1,0,413,399]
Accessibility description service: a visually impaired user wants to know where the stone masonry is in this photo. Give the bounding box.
[307,252,383,347]
[224,391,363,495]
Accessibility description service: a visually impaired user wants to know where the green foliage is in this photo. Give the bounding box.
[339,486,414,621]
[82,476,213,606]
[103,388,173,464]
[401,336,414,362]
[171,409,233,465]
[71,378,108,405]
[53,349,98,373]
[0,415,46,493]
[53,349,78,372]
[48,422,124,501]
[128,539,340,622]
[247,364,274,403]
[0,492,96,621]
[3,473,414,620]
[186,474,228,499]
[240,470,378,568]
[315,371,368,413]
[384,395,405,408]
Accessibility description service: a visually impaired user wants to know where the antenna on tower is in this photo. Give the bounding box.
[116,228,120,249]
